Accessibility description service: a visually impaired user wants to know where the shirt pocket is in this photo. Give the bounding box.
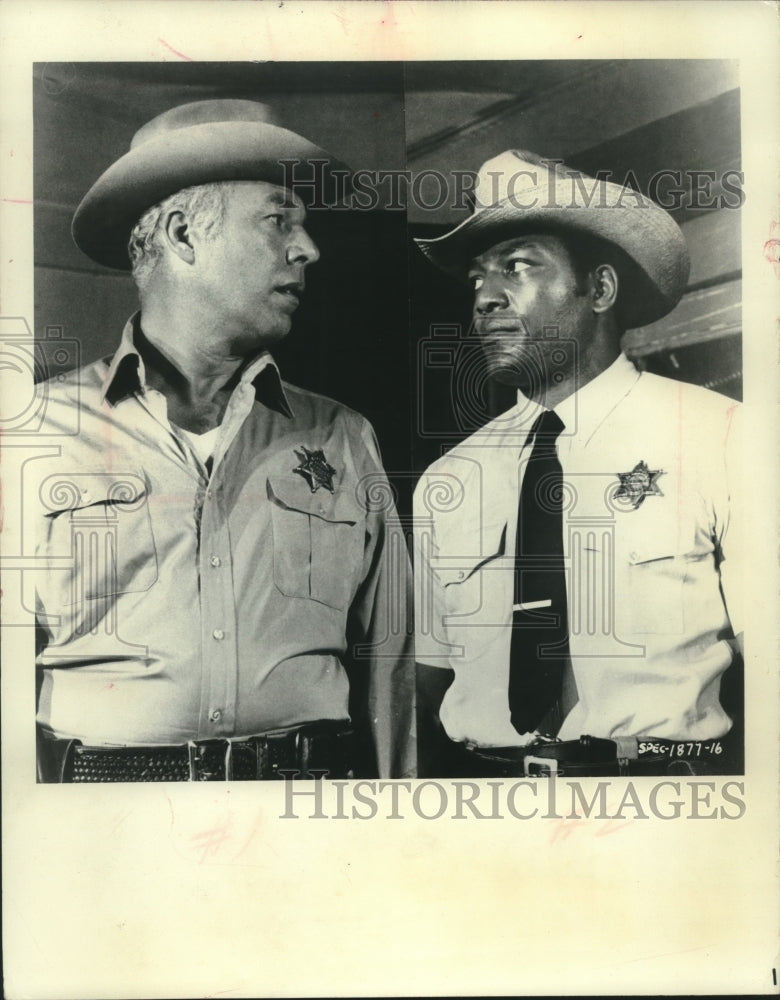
[622,510,696,635]
[267,476,364,611]
[39,470,158,602]
[430,521,508,625]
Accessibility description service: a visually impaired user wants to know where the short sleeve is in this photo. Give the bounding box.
[718,403,743,636]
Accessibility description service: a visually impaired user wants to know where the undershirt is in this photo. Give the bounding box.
[177,425,221,465]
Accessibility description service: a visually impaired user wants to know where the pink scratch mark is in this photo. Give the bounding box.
[548,816,584,843]
[549,813,634,843]
[764,241,780,271]
[2,198,32,205]
[765,221,780,278]
[232,812,264,861]
[190,820,231,863]
[158,37,194,61]
[165,793,175,834]
[110,810,132,835]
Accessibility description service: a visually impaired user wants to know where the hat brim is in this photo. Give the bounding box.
[72,120,351,270]
[414,182,690,329]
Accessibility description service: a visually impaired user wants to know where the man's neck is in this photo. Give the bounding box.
[532,367,601,411]
[136,323,242,397]
[531,339,622,411]
[133,318,250,434]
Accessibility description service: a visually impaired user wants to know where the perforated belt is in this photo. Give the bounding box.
[39,722,355,783]
[460,732,738,778]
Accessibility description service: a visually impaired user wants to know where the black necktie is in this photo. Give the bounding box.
[508,409,570,734]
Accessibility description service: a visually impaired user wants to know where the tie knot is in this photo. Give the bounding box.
[530,409,565,448]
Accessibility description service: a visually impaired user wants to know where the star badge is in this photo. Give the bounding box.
[293,446,337,493]
[614,460,664,510]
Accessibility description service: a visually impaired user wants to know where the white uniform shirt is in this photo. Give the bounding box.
[414,353,742,746]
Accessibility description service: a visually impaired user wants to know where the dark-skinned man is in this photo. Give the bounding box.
[413,150,742,778]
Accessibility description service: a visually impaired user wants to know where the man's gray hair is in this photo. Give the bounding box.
[128,182,231,289]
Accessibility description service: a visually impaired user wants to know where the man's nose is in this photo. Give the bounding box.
[474,275,509,315]
[286,227,320,266]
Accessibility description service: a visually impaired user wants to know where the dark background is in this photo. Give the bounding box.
[34,60,742,521]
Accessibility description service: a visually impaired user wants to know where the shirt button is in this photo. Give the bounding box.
[212,628,225,640]
[206,490,214,500]
[210,709,222,722]
[210,556,221,568]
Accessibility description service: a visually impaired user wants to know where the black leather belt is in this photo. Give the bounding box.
[38,722,355,783]
[455,732,739,778]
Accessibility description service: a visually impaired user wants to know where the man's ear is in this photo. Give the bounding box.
[163,210,196,264]
[591,263,618,314]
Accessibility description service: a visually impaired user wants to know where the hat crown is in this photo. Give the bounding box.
[130,99,279,149]
[473,149,590,211]
[414,146,690,328]
[73,98,348,271]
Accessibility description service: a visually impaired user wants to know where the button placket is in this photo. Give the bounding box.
[199,474,238,735]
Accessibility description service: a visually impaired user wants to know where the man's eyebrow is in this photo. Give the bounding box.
[264,190,303,209]
[249,193,306,223]
[470,239,545,269]
[496,239,546,255]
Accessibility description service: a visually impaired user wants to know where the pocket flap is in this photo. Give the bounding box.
[431,520,507,586]
[628,544,674,566]
[624,510,695,564]
[41,471,149,517]
[267,476,361,524]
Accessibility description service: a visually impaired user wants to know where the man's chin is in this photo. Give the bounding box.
[483,354,539,392]
[487,366,524,387]
[239,321,291,353]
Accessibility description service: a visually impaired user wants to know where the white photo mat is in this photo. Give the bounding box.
[1,2,778,997]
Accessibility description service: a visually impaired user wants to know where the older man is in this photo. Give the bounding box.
[414,150,742,777]
[35,100,414,782]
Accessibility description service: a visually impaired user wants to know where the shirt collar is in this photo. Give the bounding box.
[511,352,640,447]
[101,314,146,404]
[101,313,293,417]
[553,352,639,445]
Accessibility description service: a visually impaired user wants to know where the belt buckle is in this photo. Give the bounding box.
[188,739,230,781]
[524,754,559,778]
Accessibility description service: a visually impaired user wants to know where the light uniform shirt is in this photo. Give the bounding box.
[34,316,415,777]
[414,353,742,747]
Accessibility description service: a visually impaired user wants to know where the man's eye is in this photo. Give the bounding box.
[469,275,484,291]
[506,259,530,276]
[266,214,285,227]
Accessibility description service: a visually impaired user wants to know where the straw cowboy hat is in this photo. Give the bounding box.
[414,149,690,328]
[72,99,351,271]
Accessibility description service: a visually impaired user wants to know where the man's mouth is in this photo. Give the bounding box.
[274,281,305,307]
[474,318,528,337]
[477,328,529,348]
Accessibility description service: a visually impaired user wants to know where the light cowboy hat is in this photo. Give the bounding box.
[414,149,690,328]
[72,99,351,271]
